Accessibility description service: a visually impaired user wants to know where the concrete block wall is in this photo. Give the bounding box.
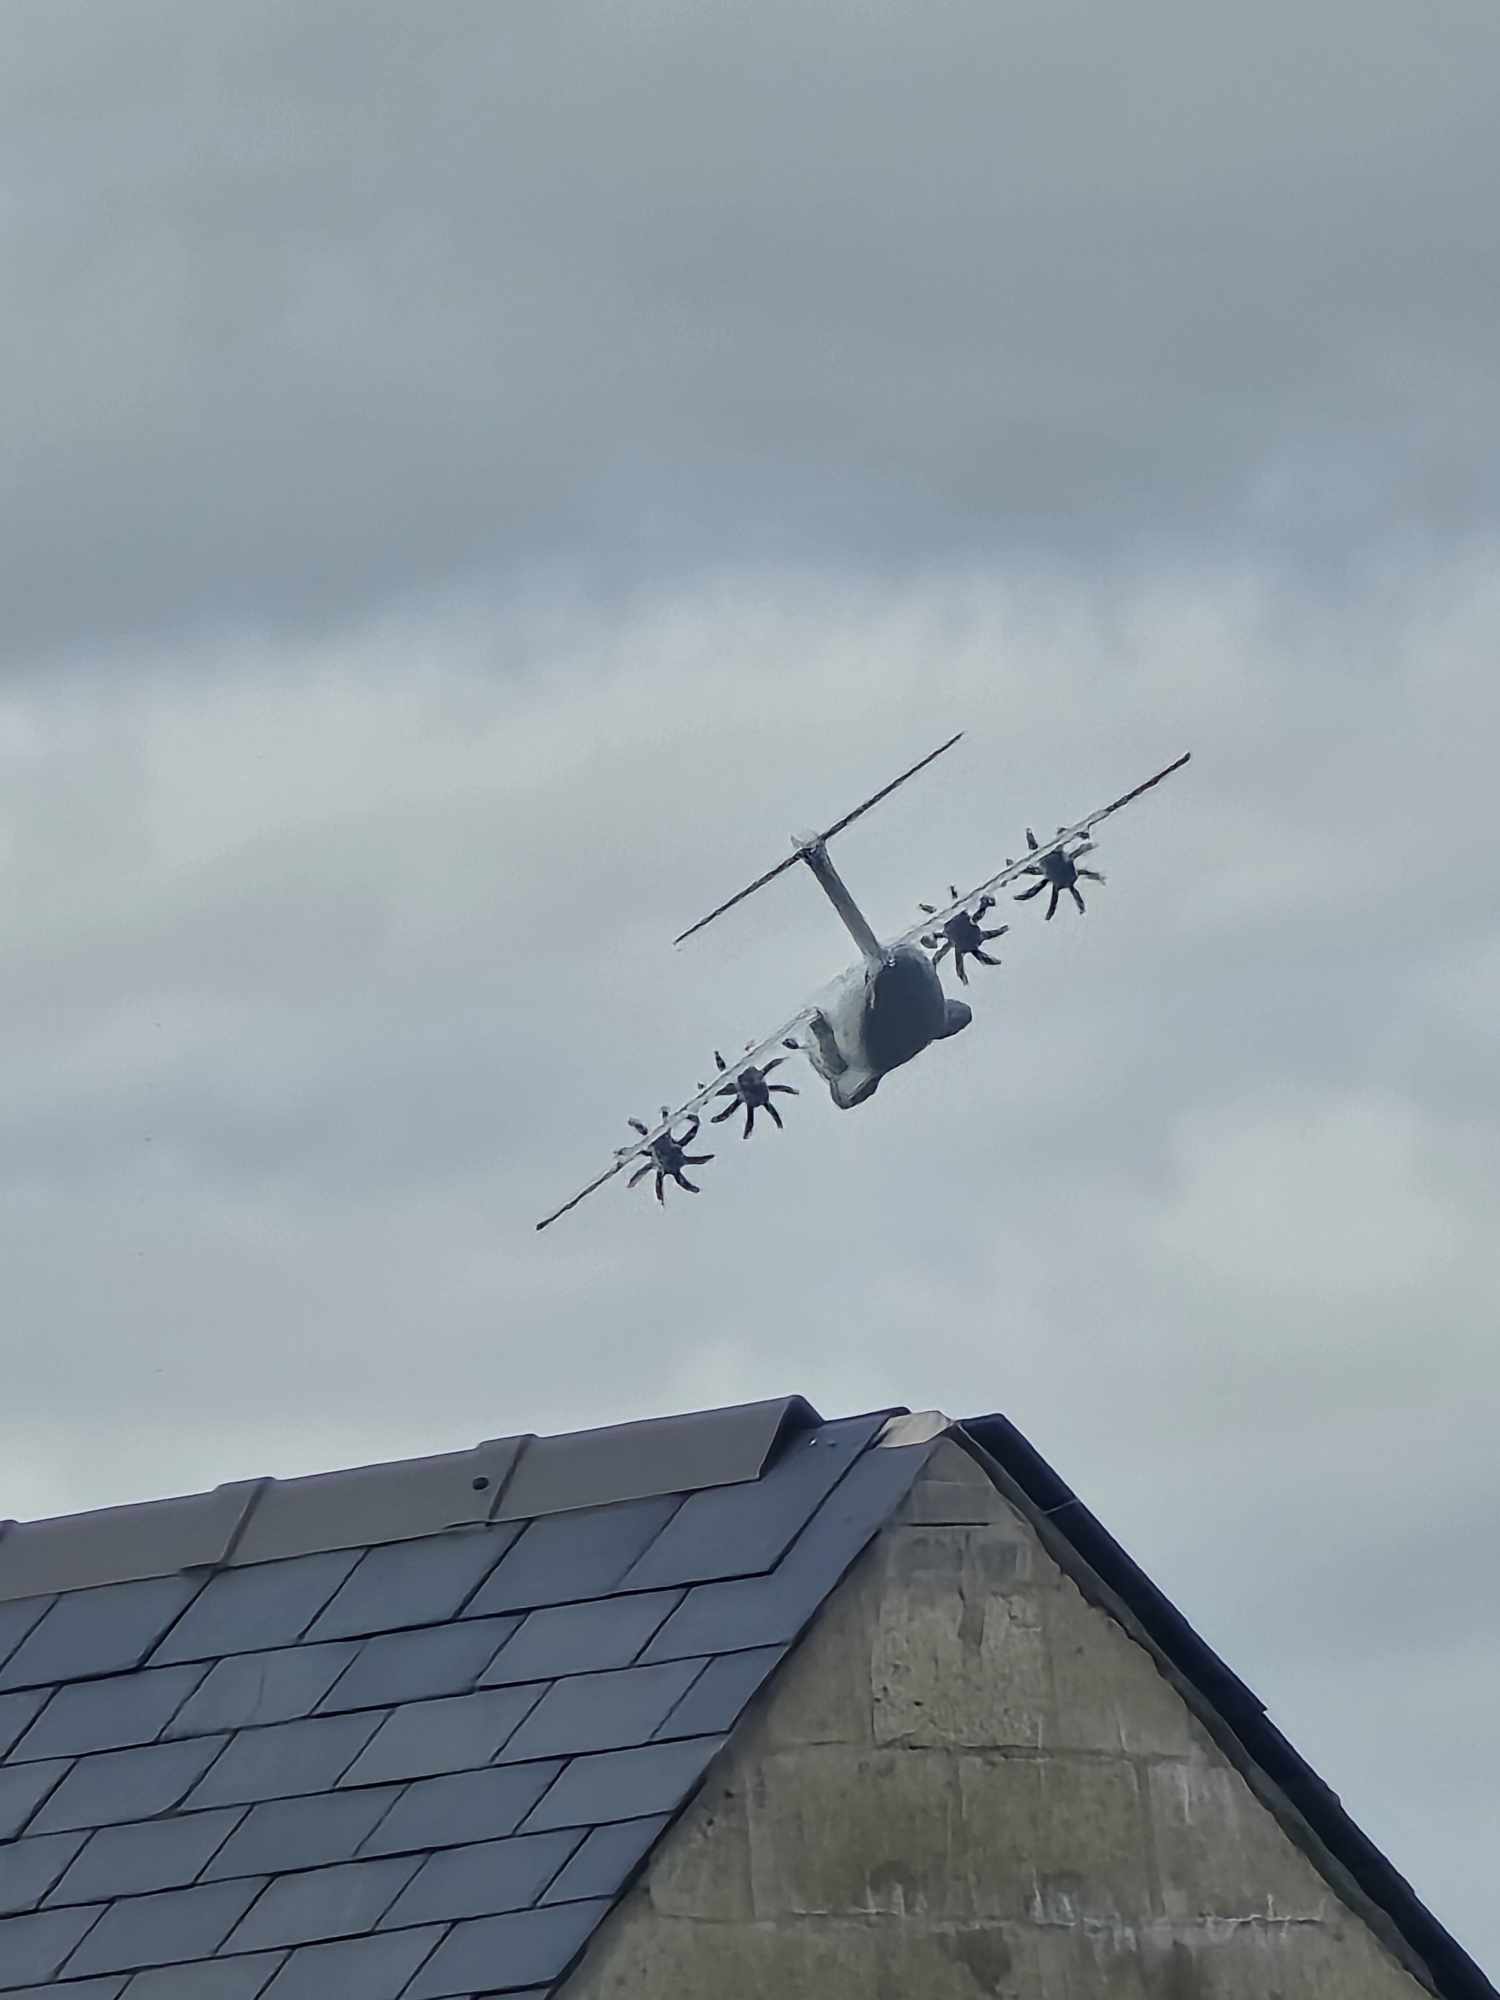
[563,1441,1430,1999]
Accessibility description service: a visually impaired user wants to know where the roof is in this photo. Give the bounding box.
[0,1397,1491,2000]
[0,1399,936,1996]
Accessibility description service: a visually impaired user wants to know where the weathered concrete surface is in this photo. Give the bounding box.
[562,1440,1431,1999]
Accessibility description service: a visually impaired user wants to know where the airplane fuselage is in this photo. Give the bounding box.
[797,840,971,1107]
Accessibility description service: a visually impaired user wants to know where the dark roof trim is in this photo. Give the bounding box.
[0,1395,823,1606]
[958,1412,1497,2000]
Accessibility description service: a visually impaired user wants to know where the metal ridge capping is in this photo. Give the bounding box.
[0,1394,827,1606]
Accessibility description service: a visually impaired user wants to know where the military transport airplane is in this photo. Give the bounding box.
[536,737,1189,1229]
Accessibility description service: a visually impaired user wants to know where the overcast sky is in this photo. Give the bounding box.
[3,0,1497,1972]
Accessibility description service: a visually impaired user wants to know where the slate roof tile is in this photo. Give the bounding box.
[497,1661,704,1764]
[10,1667,207,1764]
[162,1643,358,1740]
[255,1924,444,2000]
[120,1951,285,1998]
[0,1690,51,1760]
[642,1434,929,1661]
[201,1788,402,1882]
[183,1712,380,1810]
[29,1739,227,1836]
[518,1735,727,1833]
[60,1878,265,1978]
[0,1600,56,1679]
[220,1854,420,1954]
[0,1830,88,1916]
[0,1760,70,1841]
[478,1592,680,1688]
[354,1763,563,1859]
[617,1414,887,1592]
[377,1830,580,1929]
[461,1497,680,1619]
[0,1579,203,1693]
[1,1980,125,2000]
[148,1553,360,1667]
[0,1902,106,1986]
[652,1643,786,1739]
[539,1816,669,1906]
[316,1617,518,1715]
[303,1528,520,1645]
[45,1810,244,1906]
[337,1686,544,1789]
[403,1898,610,1998]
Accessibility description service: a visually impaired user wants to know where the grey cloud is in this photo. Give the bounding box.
[4,1,1499,657]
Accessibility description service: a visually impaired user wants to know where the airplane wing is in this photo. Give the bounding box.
[888,751,1191,951]
[534,1001,819,1231]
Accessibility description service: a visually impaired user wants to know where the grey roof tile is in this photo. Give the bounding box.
[163,1643,359,1739]
[0,1577,203,1692]
[635,1565,825,1663]
[0,1829,88,1915]
[461,1497,679,1619]
[519,1735,725,1834]
[120,1951,285,1999]
[1,1980,125,2000]
[221,1854,420,1953]
[46,1809,243,1905]
[256,1924,443,2000]
[317,1618,518,1714]
[61,1877,265,1977]
[0,1688,50,1758]
[618,1415,887,1592]
[30,1738,228,1835]
[478,1593,680,1688]
[10,1664,207,1763]
[403,1898,609,1998]
[540,1816,669,1906]
[652,1643,786,1739]
[337,1686,544,1789]
[355,1763,563,1859]
[0,1598,55,1677]
[303,1528,519,1645]
[0,1759,69,1840]
[183,1712,381,1810]
[497,1661,703,1764]
[642,1437,930,1662]
[378,1831,579,1929]
[149,1552,361,1666]
[202,1788,401,1882]
[0,1902,106,1986]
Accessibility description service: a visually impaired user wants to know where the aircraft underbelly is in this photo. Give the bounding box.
[813,945,947,1085]
[862,948,948,1073]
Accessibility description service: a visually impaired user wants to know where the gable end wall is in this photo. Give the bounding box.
[562,1441,1433,2000]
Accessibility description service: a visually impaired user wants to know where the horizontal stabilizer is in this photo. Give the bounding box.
[673,732,963,946]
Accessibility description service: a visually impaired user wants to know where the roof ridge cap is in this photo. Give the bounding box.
[0,1394,826,1604]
